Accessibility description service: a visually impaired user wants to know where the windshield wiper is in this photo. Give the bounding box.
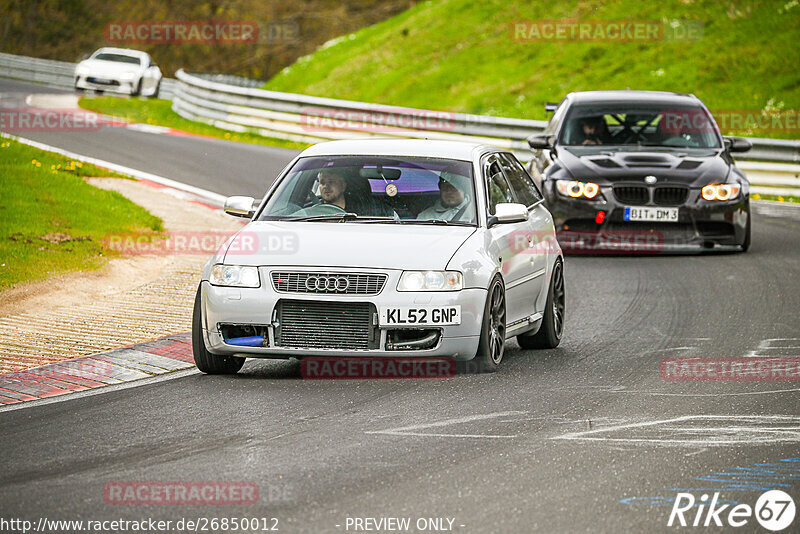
[399,219,473,226]
[289,213,400,223]
[289,212,359,222]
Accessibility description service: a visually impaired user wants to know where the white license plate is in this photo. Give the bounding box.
[379,306,461,326]
[624,206,679,222]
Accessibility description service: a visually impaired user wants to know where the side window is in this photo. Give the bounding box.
[485,159,515,215]
[499,153,542,206]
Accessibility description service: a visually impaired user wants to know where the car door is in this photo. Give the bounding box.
[498,153,550,314]
[483,154,537,329]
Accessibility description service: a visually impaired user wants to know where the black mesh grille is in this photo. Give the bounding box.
[271,272,386,295]
[653,187,689,206]
[275,300,376,350]
[614,186,650,205]
[87,77,120,86]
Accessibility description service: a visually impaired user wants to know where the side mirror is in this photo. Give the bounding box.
[527,133,553,150]
[493,203,529,224]
[544,102,558,112]
[224,196,257,218]
[724,137,752,153]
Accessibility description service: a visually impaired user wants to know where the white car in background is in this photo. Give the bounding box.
[74,47,162,97]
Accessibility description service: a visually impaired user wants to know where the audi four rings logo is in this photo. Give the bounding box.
[305,276,350,292]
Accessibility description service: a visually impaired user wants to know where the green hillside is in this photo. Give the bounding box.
[263,0,800,138]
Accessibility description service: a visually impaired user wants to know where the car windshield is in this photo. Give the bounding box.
[560,103,722,149]
[92,53,141,65]
[258,155,477,225]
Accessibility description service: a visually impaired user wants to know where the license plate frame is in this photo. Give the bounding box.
[379,306,461,327]
[623,206,679,222]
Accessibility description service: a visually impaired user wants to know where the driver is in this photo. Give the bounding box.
[296,168,349,216]
[317,168,348,210]
[417,171,474,222]
[578,116,607,145]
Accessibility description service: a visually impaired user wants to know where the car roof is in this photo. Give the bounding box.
[92,47,149,58]
[564,90,702,107]
[298,139,500,161]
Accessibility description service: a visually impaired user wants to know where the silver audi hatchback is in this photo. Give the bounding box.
[193,139,565,374]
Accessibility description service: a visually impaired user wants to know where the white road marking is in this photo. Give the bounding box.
[553,415,800,446]
[366,411,525,438]
[126,123,172,134]
[745,338,800,358]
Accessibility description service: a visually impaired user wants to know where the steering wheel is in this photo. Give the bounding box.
[302,202,347,216]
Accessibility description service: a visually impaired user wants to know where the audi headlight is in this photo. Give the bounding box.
[701,184,741,201]
[210,264,260,288]
[398,271,462,291]
[556,179,600,199]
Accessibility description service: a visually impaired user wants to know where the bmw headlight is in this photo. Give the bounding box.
[398,271,462,291]
[210,264,260,288]
[701,183,741,201]
[556,179,600,199]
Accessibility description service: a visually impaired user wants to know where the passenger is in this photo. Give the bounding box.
[417,171,474,222]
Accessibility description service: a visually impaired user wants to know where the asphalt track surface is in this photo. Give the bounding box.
[2,78,800,533]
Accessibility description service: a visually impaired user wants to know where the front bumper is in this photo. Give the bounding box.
[543,182,749,253]
[75,75,136,95]
[200,268,486,361]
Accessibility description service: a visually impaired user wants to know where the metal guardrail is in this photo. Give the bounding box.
[172,70,546,161]
[1,51,797,194]
[172,69,800,166]
[0,52,176,99]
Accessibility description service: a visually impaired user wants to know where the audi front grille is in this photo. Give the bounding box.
[271,272,387,295]
[274,300,378,350]
[613,186,650,205]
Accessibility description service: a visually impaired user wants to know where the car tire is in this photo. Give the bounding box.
[131,78,142,97]
[741,209,751,252]
[517,258,565,350]
[192,285,245,375]
[150,80,161,99]
[472,276,506,373]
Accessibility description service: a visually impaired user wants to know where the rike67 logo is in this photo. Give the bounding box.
[668,490,795,531]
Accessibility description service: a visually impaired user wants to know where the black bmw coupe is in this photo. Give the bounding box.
[526,90,752,253]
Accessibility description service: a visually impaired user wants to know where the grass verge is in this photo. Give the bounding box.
[0,138,163,289]
[78,96,309,150]
[263,0,800,140]
[751,193,800,204]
